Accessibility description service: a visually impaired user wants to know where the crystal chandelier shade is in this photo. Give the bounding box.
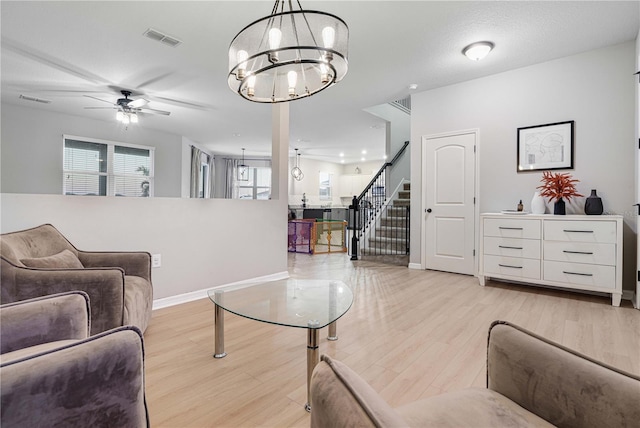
[228,1,349,103]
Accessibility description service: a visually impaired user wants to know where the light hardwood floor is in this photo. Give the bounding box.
[144,253,640,427]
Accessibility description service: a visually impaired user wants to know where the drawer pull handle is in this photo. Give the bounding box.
[563,271,593,277]
[562,250,594,255]
[499,227,523,230]
[563,229,594,233]
[499,245,523,250]
[499,264,523,269]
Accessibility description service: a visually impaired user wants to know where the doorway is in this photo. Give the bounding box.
[422,130,478,275]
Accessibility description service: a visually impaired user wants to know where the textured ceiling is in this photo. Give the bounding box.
[2,1,638,164]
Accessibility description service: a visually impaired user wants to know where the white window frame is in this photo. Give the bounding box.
[63,134,155,197]
[237,166,271,199]
[319,171,332,201]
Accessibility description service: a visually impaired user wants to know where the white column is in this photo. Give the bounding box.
[271,103,289,202]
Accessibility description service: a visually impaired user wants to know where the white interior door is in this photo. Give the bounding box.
[422,131,476,275]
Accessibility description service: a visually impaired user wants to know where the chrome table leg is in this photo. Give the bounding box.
[214,302,227,358]
[327,321,338,341]
[305,327,319,412]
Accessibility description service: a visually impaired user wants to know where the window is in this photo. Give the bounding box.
[238,167,271,199]
[319,171,332,200]
[64,135,154,197]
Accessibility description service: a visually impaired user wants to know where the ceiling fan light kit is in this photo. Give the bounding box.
[83,90,171,125]
[228,0,349,103]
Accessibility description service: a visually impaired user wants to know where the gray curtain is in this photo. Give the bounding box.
[190,146,202,198]
[224,158,239,199]
[206,153,215,199]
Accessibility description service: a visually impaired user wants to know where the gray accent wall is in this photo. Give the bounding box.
[411,41,637,291]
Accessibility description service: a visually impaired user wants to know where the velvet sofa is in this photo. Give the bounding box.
[0,223,153,335]
[1,291,149,427]
[310,320,640,427]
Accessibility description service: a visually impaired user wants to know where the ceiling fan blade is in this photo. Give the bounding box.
[84,106,117,110]
[83,95,115,105]
[127,98,149,108]
[140,107,171,116]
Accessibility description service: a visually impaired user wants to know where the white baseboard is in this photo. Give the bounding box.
[408,263,422,270]
[152,271,290,310]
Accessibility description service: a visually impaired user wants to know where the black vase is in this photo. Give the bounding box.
[584,189,603,215]
[554,198,566,215]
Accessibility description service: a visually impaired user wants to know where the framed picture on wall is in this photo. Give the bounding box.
[517,120,574,172]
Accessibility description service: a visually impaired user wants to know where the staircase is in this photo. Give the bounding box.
[360,182,410,265]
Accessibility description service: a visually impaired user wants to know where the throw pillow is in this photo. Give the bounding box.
[21,249,84,269]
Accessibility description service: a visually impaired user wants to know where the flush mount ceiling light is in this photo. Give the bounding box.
[462,41,494,61]
[291,148,304,181]
[238,148,249,181]
[228,0,349,103]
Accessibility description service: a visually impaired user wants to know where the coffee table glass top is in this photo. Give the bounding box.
[207,279,353,329]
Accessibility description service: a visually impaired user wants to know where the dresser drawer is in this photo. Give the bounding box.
[484,218,541,239]
[543,241,616,266]
[544,220,617,243]
[543,261,615,289]
[484,237,540,259]
[483,255,541,280]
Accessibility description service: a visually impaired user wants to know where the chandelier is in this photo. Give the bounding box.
[238,148,249,181]
[228,0,349,103]
[291,148,304,181]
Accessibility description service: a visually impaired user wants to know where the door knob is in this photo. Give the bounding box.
[426,208,432,213]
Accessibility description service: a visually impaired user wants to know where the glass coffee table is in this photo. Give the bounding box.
[207,278,353,412]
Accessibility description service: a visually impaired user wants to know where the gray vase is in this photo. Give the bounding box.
[584,189,603,215]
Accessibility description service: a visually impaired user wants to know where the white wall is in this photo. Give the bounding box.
[1,104,183,197]
[288,157,345,206]
[364,103,411,197]
[1,104,290,302]
[411,41,637,291]
[0,194,288,300]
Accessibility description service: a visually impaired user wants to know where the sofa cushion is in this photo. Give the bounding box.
[20,249,84,269]
[310,355,407,427]
[396,388,555,427]
[1,340,78,365]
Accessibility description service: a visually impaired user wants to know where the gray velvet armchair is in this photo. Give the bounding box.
[1,223,153,335]
[0,291,149,427]
[310,320,640,427]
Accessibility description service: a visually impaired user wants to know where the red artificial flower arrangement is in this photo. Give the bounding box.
[537,171,583,202]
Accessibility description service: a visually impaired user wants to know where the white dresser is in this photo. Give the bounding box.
[478,213,623,306]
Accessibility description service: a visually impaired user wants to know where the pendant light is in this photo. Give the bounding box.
[228,0,349,103]
[237,148,249,181]
[291,148,304,181]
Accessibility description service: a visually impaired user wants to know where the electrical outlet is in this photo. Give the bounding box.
[152,254,162,268]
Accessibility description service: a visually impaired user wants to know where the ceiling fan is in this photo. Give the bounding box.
[83,90,171,123]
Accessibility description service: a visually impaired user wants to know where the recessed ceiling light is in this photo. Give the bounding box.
[361,157,366,162]
[339,152,344,157]
[341,159,345,163]
[232,133,241,137]
[408,84,418,90]
[462,41,494,61]
[361,150,367,155]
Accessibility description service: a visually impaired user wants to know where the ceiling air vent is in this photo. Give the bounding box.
[19,94,51,104]
[143,28,182,48]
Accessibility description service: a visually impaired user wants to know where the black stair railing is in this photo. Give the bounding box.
[347,141,409,260]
